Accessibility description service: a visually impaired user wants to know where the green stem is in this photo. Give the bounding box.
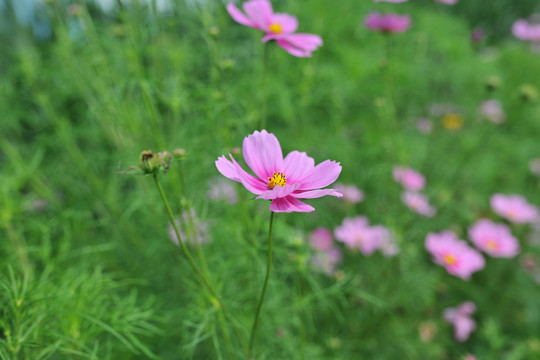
[260,44,269,130]
[248,211,275,357]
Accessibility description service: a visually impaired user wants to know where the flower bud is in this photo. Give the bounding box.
[520,84,538,102]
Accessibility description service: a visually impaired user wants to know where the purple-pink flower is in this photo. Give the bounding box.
[479,99,505,124]
[334,216,391,256]
[216,130,342,213]
[364,12,411,34]
[425,231,485,280]
[393,166,425,191]
[469,218,520,258]
[512,19,540,42]
[226,0,323,57]
[310,227,334,252]
[491,193,539,224]
[443,302,476,342]
[310,247,343,276]
[401,191,437,217]
[335,183,364,204]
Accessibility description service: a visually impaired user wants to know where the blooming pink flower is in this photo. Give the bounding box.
[468,218,520,258]
[216,130,342,213]
[425,231,485,280]
[479,99,505,124]
[401,191,437,217]
[334,216,390,255]
[226,0,323,57]
[310,227,334,252]
[310,247,343,275]
[443,302,477,342]
[335,183,364,204]
[512,19,540,42]
[491,194,539,224]
[364,12,411,34]
[393,166,425,191]
[435,0,458,5]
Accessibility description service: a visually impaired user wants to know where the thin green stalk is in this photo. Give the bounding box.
[248,211,275,357]
[260,44,270,130]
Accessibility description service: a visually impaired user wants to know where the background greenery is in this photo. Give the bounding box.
[1,0,540,358]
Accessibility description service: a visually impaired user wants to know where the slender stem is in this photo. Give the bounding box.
[248,211,275,357]
[260,44,269,130]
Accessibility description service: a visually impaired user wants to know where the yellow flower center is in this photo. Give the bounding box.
[269,23,282,34]
[485,239,498,251]
[442,113,464,130]
[443,254,457,266]
[267,172,287,190]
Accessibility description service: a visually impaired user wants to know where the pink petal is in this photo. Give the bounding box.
[293,189,342,199]
[243,0,273,31]
[454,317,476,342]
[226,2,256,28]
[297,160,341,190]
[269,196,315,213]
[273,33,323,57]
[242,130,284,180]
[283,151,315,183]
[229,155,267,195]
[216,155,240,182]
[256,183,300,200]
[272,13,298,34]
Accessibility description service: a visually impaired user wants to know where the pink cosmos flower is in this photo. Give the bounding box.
[401,191,437,217]
[226,0,323,57]
[425,231,485,280]
[479,99,505,124]
[335,183,364,204]
[512,19,540,42]
[443,302,477,342]
[334,216,390,255]
[216,130,342,213]
[310,227,334,252]
[310,247,343,276]
[491,194,539,224]
[364,12,411,34]
[393,166,425,191]
[435,0,458,5]
[468,218,520,258]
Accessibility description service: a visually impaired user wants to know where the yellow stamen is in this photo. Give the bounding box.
[269,23,282,34]
[267,172,287,189]
[443,254,457,266]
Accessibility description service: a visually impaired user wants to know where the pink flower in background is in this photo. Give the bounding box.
[208,177,238,204]
[335,183,364,204]
[479,99,505,124]
[416,118,433,134]
[435,0,458,5]
[512,19,540,42]
[491,194,539,224]
[401,191,437,217]
[310,227,334,252]
[310,247,343,275]
[216,130,342,213]
[169,210,211,245]
[364,12,411,34]
[334,216,390,255]
[379,231,400,257]
[443,302,477,342]
[425,231,485,280]
[393,166,426,191]
[226,0,323,57]
[471,28,485,44]
[469,218,520,258]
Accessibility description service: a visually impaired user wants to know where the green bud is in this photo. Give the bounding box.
[520,84,538,102]
[485,76,501,92]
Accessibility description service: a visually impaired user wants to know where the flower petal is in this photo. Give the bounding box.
[215,155,240,182]
[274,34,323,57]
[242,130,284,180]
[229,155,267,194]
[226,2,256,28]
[283,151,315,183]
[243,0,273,31]
[256,183,300,200]
[270,195,315,213]
[297,160,341,190]
[272,13,298,33]
[293,189,342,199]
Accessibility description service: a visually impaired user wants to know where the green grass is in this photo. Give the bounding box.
[1,0,540,359]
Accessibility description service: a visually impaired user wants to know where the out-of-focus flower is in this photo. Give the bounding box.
[216,130,342,212]
[374,0,408,2]
[479,99,505,124]
[393,166,425,191]
[471,28,485,43]
[529,157,540,176]
[520,253,538,273]
[379,232,400,257]
[425,231,485,280]
[442,113,464,130]
[435,0,458,5]
[364,12,411,34]
[468,218,520,257]
[416,117,433,133]
[67,4,83,16]
[169,210,211,245]
[443,302,477,342]
[401,191,437,217]
[491,194,539,224]
[334,216,391,256]
[207,177,238,204]
[335,183,364,204]
[418,322,437,343]
[310,227,334,252]
[519,84,538,102]
[463,355,478,360]
[512,18,540,42]
[310,247,343,275]
[226,0,323,57]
